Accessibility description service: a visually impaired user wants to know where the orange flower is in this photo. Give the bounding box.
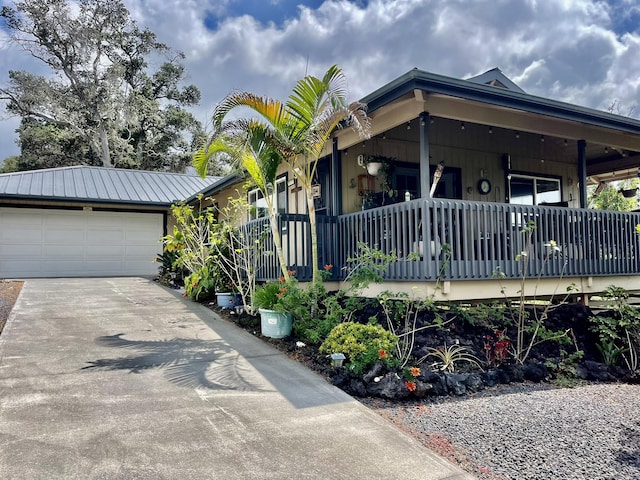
[287,269,297,276]
[278,276,285,282]
[378,349,388,359]
[410,367,421,377]
[324,264,333,271]
[405,381,416,392]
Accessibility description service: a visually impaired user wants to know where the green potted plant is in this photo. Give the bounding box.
[253,279,303,338]
[215,278,243,309]
[367,155,397,203]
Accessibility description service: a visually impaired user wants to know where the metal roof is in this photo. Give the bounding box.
[0,166,221,206]
[361,68,640,135]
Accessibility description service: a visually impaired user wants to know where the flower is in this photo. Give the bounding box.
[324,264,333,271]
[410,367,421,377]
[405,381,416,392]
[378,349,388,359]
[636,224,640,234]
[296,341,306,348]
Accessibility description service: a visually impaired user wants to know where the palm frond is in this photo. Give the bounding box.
[213,91,290,132]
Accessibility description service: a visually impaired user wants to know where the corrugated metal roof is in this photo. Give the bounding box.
[0,166,221,206]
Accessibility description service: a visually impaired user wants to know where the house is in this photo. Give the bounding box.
[201,67,640,303]
[0,166,220,278]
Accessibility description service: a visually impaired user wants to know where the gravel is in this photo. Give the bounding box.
[362,382,640,480]
[0,280,23,335]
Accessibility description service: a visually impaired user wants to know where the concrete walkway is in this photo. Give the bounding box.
[0,278,473,479]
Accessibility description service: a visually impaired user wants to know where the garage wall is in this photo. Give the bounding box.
[0,207,163,278]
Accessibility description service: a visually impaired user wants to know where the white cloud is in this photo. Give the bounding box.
[2,0,640,163]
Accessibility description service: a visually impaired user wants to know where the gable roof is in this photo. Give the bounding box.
[466,67,525,93]
[0,166,221,207]
[361,68,640,135]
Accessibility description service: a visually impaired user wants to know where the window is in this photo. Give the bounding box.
[509,174,561,205]
[248,175,288,220]
[394,165,462,200]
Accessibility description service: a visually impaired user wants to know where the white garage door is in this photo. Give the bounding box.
[0,207,163,278]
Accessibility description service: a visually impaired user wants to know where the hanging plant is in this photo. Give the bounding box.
[368,155,397,201]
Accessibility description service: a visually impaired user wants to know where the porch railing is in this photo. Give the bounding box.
[248,199,640,282]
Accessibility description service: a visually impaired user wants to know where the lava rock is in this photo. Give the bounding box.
[499,364,524,383]
[331,371,351,389]
[522,363,548,382]
[347,379,367,397]
[420,371,447,395]
[445,373,468,396]
[482,368,509,386]
[366,373,410,400]
[362,361,386,383]
[465,373,485,392]
[576,360,616,382]
[413,380,434,398]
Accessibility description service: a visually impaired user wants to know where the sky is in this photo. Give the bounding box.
[1,0,640,162]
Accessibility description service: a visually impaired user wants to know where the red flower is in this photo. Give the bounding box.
[410,367,421,377]
[405,381,417,392]
[324,264,333,271]
[378,349,388,359]
[192,281,198,287]
[278,276,285,282]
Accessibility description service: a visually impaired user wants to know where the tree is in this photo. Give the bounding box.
[0,0,204,172]
[195,121,292,281]
[204,65,370,283]
[590,181,639,212]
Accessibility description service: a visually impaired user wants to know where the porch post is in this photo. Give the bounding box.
[331,137,342,215]
[577,139,587,208]
[419,112,431,199]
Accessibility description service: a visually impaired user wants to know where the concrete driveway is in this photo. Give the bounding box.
[0,278,473,479]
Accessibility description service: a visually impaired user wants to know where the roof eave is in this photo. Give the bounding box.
[361,69,640,135]
[185,172,245,204]
[0,194,175,208]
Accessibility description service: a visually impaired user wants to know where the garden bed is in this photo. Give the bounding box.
[206,298,640,401]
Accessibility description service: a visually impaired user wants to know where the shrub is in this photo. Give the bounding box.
[589,285,640,371]
[320,322,398,374]
[184,263,217,301]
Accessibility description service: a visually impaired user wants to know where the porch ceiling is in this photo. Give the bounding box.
[336,91,640,179]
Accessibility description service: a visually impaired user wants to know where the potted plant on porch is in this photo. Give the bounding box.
[253,278,304,338]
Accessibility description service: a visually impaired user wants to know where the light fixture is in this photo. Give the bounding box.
[460,122,465,130]
[605,146,609,154]
[515,131,520,139]
[382,133,386,140]
[540,135,545,142]
[564,139,568,147]
[420,119,426,126]
[330,353,346,368]
[488,126,493,134]
[406,121,411,130]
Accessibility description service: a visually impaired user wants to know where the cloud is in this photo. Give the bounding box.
[2,0,640,163]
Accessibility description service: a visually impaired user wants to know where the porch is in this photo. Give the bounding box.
[250,199,640,299]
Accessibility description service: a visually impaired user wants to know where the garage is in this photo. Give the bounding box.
[0,166,220,279]
[0,207,163,278]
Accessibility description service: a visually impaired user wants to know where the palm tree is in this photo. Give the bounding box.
[207,65,370,283]
[194,121,292,281]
